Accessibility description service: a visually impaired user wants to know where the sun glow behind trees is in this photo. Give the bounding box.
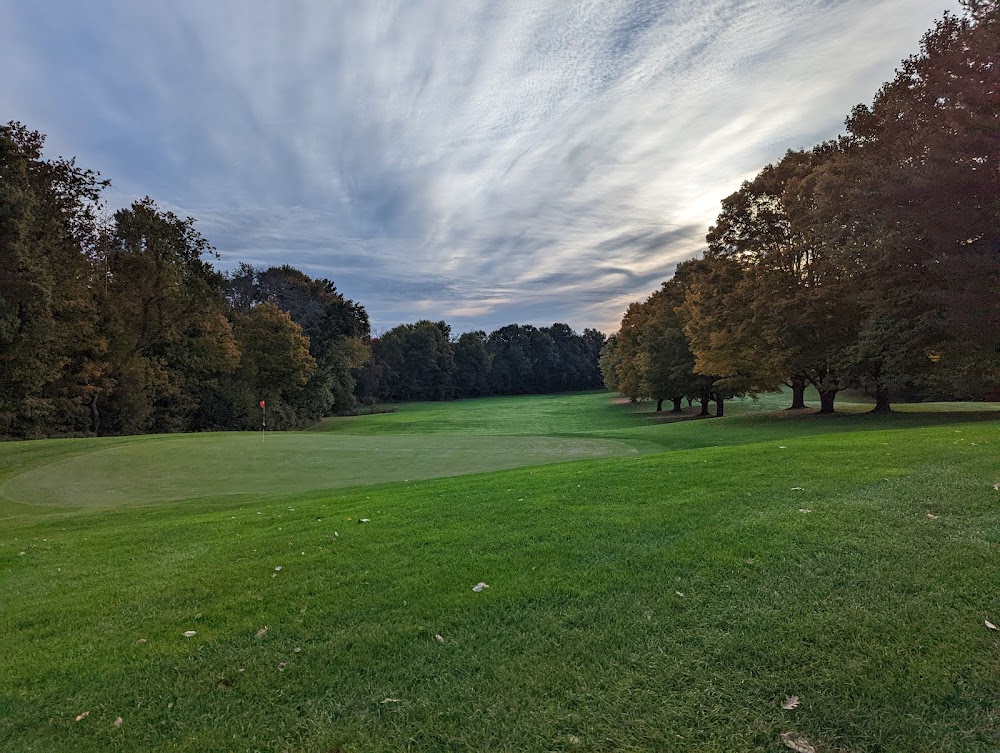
[603,1,999,413]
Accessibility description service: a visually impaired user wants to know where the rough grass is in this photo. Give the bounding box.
[1,391,998,752]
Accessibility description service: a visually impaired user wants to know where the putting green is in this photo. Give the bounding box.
[2,432,643,507]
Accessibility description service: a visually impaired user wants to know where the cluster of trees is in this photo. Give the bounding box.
[357,321,605,402]
[603,3,999,415]
[0,120,372,437]
[0,122,605,438]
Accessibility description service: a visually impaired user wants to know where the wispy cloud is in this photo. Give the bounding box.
[1,0,959,332]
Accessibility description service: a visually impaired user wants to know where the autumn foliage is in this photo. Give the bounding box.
[604,2,999,414]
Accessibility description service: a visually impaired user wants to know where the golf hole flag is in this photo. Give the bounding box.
[260,399,266,431]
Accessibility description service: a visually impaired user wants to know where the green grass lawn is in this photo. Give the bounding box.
[1,391,998,752]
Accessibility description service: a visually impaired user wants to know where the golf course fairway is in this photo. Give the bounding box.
[1,391,997,752]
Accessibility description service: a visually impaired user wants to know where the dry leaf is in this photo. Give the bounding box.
[182,630,197,638]
[274,566,282,571]
[926,513,939,520]
[75,711,89,722]
[434,634,446,643]
[798,508,812,514]
[134,638,147,645]
[277,662,287,672]
[359,518,370,523]
[781,731,816,753]
[993,481,999,490]
[569,735,581,744]
[195,613,202,619]
[113,717,123,728]
[781,695,800,710]
[293,646,302,653]
[675,591,685,597]
[791,487,804,491]
[986,619,997,631]
[167,702,174,710]
[472,582,489,592]
[381,698,401,703]
[256,626,269,639]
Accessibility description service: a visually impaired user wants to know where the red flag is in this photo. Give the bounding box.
[259,400,266,408]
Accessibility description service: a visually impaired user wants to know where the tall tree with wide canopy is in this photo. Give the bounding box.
[375,320,456,401]
[486,324,559,395]
[818,0,1000,409]
[453,330,491,396]
[227,303,316,429]
[692,146,859,413]
[225,264,370,417]
[96,198,237,433]
[0,122,108,436]
[602,276,723,415]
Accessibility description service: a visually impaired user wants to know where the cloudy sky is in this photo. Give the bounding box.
[2,0,958,334]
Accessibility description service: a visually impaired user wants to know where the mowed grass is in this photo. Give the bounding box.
[1,433,640,509]
[1,391,998,752]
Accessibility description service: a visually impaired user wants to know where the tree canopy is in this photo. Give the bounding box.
[607,2,999,413]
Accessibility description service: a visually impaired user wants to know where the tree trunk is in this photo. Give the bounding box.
[687,397,693,407]
[671,397,683,413]
[818,389,837,414]
[655,397,664,412]
[714,397,724,417]
[89,396,100,434]
[699,396,711,416]
[869,390,892,414]
[787,376,807,410]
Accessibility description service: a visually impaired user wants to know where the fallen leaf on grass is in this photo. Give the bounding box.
[926,513,939,520]
[781,731,816,753]
[277,662,287,672]
[134,638,147,645]
[113,717,123,728]
[182,631,197,638]
[798,509,812,514]
[781,695,800,710]
[986,619,997,631]
[293,647,302,653]
[434,634,446,643]
[359,518,370,523]
[381,698,401,704]
[569,735,580,744]
[993,481,999,490]
[75,711,89,722]
[791,487,804,491]
[274,566,282,572]
[18,551,25,556]
[675,591,685,597]
[472,582,489,592]
[256,626,269,639]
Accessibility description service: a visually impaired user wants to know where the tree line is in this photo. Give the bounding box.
[602,2,999,415]
[0,124,604,438]
[357,321,605,403]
